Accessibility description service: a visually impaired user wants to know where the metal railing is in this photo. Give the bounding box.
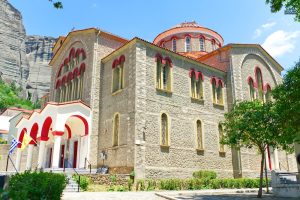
[84,158,92,174]
[63,160,80,192]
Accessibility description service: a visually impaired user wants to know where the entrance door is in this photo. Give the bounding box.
[73,141,78,168]
[60,145,65,168]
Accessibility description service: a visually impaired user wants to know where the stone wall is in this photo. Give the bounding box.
[98,43,136,171]
[134,41,231,179]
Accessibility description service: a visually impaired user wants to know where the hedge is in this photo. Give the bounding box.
[192,170,217,180]
[8,171,66,200]
[135,178,268,191]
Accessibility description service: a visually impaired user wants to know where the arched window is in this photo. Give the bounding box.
[248,78,256,101]
[185,37,191,52]
[156,54,172,92]
[211,40,216,51]
[199,38,205,51]
[55,48,87,103]
[196,120,203,149]
[265,85,272,102]
[256,68,264,101]
[218,124,225,152]
[216,84,223,105]
[190,70,203,100]
[212,78,224,105]
[112,56,125,93]
[172,39,177,52]
[161,113,169,146]
[113,113,120,146]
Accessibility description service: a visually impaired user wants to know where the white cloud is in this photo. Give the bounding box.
[262,30,300,57]
[261,22,276,29]
[253,21,276,39]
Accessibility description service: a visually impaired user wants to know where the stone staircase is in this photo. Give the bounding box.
[64,174,80,192]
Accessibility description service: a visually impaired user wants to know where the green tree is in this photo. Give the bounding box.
[221,100,296,198]
[272,59,300,139]
[0,80,39,112]
[49,0,63,9]
[265,0,300,21]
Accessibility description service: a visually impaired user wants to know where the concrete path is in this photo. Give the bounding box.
[62,191,165,200]
[62,189,294,200]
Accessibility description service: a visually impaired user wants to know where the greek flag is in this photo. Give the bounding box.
[9,139,19,155]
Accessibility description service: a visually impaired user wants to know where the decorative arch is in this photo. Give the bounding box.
[41,117,52,141]
[72,115,89,136]
[240,53,278,86]
[18,128,27,148]
[65,124,72,139]
[29,123,39,145]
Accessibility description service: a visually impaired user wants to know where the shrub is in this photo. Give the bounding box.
[146,179,156,191]
[127,179,134,191]
[109,174,117,184]
[73,175,90,191]
[8,171,66,200]
[159,179,183,190]
[107,186,115,191]
[116,185,127,192]
[192,170,217,180]
[136,179,145,191]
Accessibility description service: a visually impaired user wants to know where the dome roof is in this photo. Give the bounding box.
[172,21,203,28]
[153,21,224,46]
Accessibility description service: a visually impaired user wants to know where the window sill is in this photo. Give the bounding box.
[213,103,224,109]
[196,148,204,155]
[112,89,123,96]
[156,88,172,96]
[160,145,170,149]
[219,151,226,157]
[191,97,204,104]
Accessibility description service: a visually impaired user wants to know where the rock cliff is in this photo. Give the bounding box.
[0,0,55,101]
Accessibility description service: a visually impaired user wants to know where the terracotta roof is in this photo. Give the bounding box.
[178,51,208,60]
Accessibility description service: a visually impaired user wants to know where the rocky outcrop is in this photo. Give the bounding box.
[0,0,56,101]
[0,0,29,87]
[25,35,56,100]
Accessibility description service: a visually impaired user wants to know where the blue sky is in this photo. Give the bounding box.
[10,0,300,72]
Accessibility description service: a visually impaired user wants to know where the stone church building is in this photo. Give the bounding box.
[12,22,297,179]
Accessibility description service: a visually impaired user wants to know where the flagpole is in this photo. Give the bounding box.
[5,154,9,172]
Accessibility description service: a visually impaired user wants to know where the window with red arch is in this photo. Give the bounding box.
[155,53,172,92]
[247,67,272,102]
[112,55,125,93]
[189,68,204,100]
[55,47,87,102]
[211,77,224,105]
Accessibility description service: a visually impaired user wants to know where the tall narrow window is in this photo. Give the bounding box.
[249,78,255,101]
[196,120,203,149]
[172,39,177,52]
[161,113,169,146]
[199,38,205,51]
[156,54,172,92]
[211,40,216,51]
[190,70,203,100]
[113,114,120,146]
[265,85,271,102]
[256,68,264,101]
[216,85,223,105]
[218,124,225,152]
[212,78,224,105]
[185,37,191,52]
[112,56,125,93]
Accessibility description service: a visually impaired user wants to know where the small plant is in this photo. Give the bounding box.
[116,185,126,192]
[73,175,90,191]
[127,179,133,191]
[109,174,117,184]
[192,170,217,180]
[107,186,115,192]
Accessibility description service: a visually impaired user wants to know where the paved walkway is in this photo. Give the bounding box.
[62,191,165,200]
[62,189,295,200]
